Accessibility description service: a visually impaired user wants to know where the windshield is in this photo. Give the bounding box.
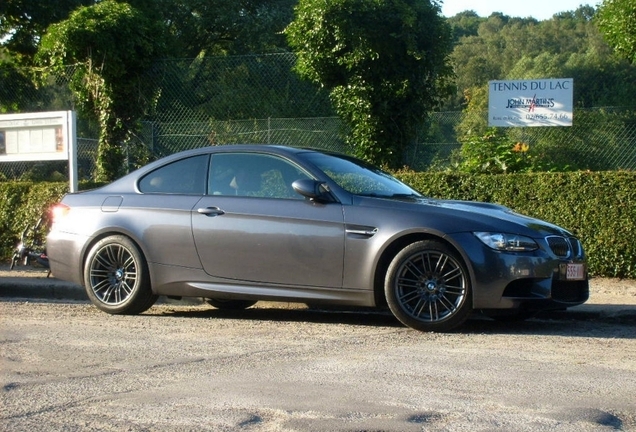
[303,152,421,198]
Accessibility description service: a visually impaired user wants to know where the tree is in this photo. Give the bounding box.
[0,1,95,113]
[131,0,297,57]
[36,1,166,181]
[0,0,94,66]
[596,0,636,64]
[286,0,453,169]
[0,56,37,113]
[1,0,296,62]
[446,10,482,42]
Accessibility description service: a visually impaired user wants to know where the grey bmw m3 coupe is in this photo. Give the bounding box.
[47,145,589,331]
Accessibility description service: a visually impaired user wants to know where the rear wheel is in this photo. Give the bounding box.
[83,235,157,314]
[205,298,257,310]
[385,240,472,332]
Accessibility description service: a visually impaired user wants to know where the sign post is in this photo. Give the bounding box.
[0,111,78,192]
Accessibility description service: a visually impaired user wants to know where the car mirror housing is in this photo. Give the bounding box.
[292,179,333,202]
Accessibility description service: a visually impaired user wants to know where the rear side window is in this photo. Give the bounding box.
[139,155,208,194]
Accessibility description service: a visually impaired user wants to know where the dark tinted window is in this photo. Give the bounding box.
[139,155,208,194]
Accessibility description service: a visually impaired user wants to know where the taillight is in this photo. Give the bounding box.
[51,204,70,223]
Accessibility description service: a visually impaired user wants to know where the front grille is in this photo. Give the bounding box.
[568,237,583,259]
[546,236,570,258]
[546,235,584,259]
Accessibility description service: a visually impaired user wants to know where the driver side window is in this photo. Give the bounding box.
[208,153,310,199]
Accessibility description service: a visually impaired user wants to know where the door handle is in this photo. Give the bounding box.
[197,207,225,216]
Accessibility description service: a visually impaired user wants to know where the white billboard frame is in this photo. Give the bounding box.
[0,110,78,192]
[488,78,574,127]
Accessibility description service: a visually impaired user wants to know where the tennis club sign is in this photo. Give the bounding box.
[488,78,573,127]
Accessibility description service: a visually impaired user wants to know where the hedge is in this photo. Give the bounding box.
[2,171,635,278]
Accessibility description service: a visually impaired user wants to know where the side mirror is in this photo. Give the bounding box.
[292,179,333,202]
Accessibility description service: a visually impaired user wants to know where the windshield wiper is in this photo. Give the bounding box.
[358,192,420,199]
[389,193,420,198]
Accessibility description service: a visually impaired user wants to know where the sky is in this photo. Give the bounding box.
[441,0,599,21]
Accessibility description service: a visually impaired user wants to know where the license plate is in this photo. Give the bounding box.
[566,263,585,280]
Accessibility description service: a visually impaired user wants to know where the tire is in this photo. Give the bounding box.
[83,235,158,315]
[385,240,472,332]
[205,298,257,310]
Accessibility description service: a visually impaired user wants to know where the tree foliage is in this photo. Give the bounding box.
[596,0,636,64]
[0,58,37,113]
[286,0,454,169]
[151,0,297,56]
[447,7,608,109]
[448,5,636,112]
[0,0,94,113]
[0,0,94,65]
[36,1,166,181]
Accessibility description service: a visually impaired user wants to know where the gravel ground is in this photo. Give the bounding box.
[2,262,636,431]
[1,297,635,431]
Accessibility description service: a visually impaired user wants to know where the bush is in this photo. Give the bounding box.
[0,182,70,260]
[453,128,568,173]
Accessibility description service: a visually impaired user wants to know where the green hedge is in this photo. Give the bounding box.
[2,172,635,278]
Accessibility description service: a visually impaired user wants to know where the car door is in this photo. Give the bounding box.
[192,152,345,288]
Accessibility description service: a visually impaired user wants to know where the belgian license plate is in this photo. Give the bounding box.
[566,263,585,280]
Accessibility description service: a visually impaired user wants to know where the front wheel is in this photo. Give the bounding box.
[83,235,157,314]
[385,240,472,332]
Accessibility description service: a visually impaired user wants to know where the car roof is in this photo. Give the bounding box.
[161,144,314,160]
[95,145,327,193]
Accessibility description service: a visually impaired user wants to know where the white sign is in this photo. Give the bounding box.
[488,78,573,127]
[0,111,75,160]
[0,111,78,192]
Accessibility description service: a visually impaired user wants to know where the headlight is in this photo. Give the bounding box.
[474,232,538,252]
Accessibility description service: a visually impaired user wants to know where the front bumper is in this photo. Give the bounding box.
[492,275,589,310]
[447,232,589,311]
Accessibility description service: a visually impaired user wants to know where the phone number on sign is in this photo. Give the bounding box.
[525,113,570,121]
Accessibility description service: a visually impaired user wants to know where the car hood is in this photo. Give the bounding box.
[358,196,572,238]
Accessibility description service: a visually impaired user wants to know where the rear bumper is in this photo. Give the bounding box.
[46,230,87,287]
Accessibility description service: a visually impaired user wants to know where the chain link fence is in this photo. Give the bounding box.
[407,108,636,171]
[1,53,635,181]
